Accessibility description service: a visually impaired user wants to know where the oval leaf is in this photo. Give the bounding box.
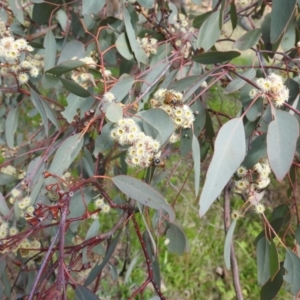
[112,175,175,221]
[270,0,297,44]
[0,193,11,216]
[267,110,299,181]
[166,222,188,255]
[192,51,240,64]
[224,219,237,270]
[283,249,300,295]
[60,78,90,98]
[197,10,221,51]
[199,118,246,216]
[257,237,271,286]
[5,107,19,149]
[105,102,123,122]
[233,28,261,51]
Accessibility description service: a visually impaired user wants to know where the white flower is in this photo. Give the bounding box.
[254,203,265,214]
[103,92,115,103]
[18,73,29,84]
[236,166,247,177]
[30,67,39,77]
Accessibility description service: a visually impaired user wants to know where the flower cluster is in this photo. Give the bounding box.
[0,22,43,85]
[233,158,271,195]
[137,35,158,57]
[1,164,26,180]
[111,118,161,168]
[249,73,289,107]
[71,55,97,88]
[170,14,196,59]
[151,89,195,129]
[94,196,111,213]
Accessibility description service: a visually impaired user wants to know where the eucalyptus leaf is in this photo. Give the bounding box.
[5,107,19,149]
[82,0,105,15]
[267,110,299,181]
[257,237,271,286]
[46,60,86,76]
[224,219,237,270]
[60,78,91,98]
[283,249,300,295]
[112,175,175,221]
[109,75,135,102]
[9,0,24,24]
[192,51,240,64]
[192,134,201,196]
[93,122,115,156]
[199,118,246,216]
[57,40,85,64]
[0,192,11,216]
[197,10,221,51]
[224,69,256,94]
[233,29,261,51]
[270,0,297,44]
[166,222,189,255]
[75,285,100,300]
[116,33,134,60]
[48,133,84,178]
[105,102,123,122]
[43,30,56,71]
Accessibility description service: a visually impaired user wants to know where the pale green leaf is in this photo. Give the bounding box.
[224,68,256,94]
[123,8,148,65]
[60,78,90,98]
[192,134,201,196]
[0,192,11,216]
[197,10,221,51]
[48,133,84,177]
[140,108,175,145]
[166,222,189,255]
[5,107,19,149]
[267,110,299,181]
[105,102,123,122]
[270,0,297,44]
[43,30,56,71]
[9,0,24,24]
[283,249,300,295]
[199,118,246,216]
[109,75,135,102]
[82,0,105,15]
[93,123,115,156]
[56,9,68,31]
[224,219,237,270]
[281,19,296,51]
[46,60,85,76]
[233,28,261,51]
[57,40,85,64]
[116,33,134,61]
[257,237,271,286]
[112,175,175,221]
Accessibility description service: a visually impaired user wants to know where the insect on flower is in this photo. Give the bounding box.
[164,91,183,106]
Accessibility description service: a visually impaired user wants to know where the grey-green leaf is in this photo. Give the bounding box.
[5,107,19,149]
[283,249,300,295]
[224,68,256,94]
[75,285,100,300]
[233,28,261,51]
[9,0,24,24]
[224,219,237,270]
[116,33,134,61]
[48,133,84,177]
[43,30,56,71]
[82,0,105,15]
[109,75,135,102]
[141,109,175,145]
[199,118,246,216]
[0,192,10,216]
[267,110,299,181]
[166,222,189,255]
[105,102,123,122]
[270,0,297,44]
[197,10,221,51]
[46,60,86,76]
[93,122,115,156]
[112,175,175,221]
[60,78,91,98]
[257,237,271,286]
[123,8,148,65]
[192,134,200,196]
[57,40,85,64]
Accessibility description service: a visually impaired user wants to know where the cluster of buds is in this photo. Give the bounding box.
[249,73,289,107]
[151,89,195,129]
[137,35,158,57]
[171,13,195,34]
[0,22,44,85]
[14,238,41,258]
[71,56,97,88]
[233,158,272,195]
[111,118,161,168]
